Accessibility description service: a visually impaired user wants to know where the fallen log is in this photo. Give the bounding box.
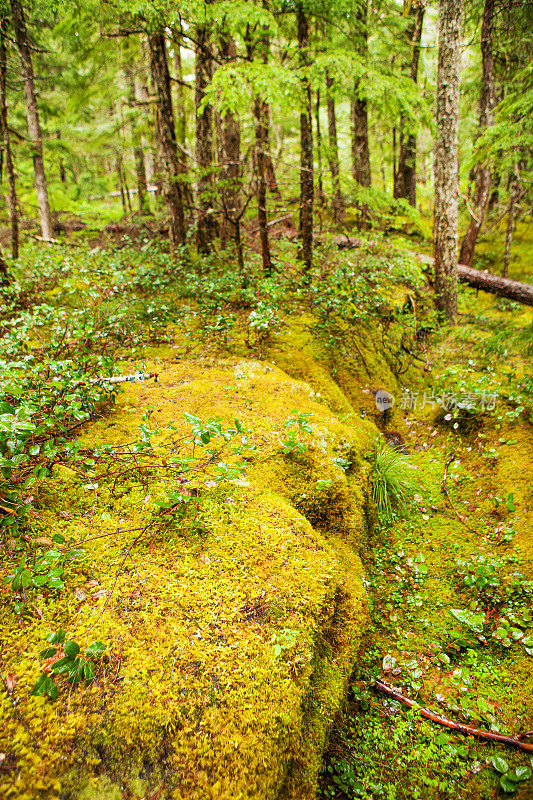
[374,679,533,752]
[458,264,533,307]
[412,252,533,306]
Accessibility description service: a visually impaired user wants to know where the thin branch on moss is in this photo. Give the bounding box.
[441,453,479,534]
[374,679,533,753]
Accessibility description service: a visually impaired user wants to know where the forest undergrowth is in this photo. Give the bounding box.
[0,226,532,799]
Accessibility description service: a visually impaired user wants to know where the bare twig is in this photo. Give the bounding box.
[374,679,533,753]
[441,453,479,534]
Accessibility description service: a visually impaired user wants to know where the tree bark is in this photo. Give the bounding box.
[503,163,520,278]
[11,0,53,240]
[351,0,371,188]
[297,4,313,273]
[325,70,343,221]
[314,89,324,204]
[0,20,19,262]
[148,32,186,250]
[395,1,425,206]
[433,0,462,321]
[195,8,216,253]
[459,0,495,266]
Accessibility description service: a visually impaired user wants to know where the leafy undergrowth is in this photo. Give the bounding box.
[319,258,533,799]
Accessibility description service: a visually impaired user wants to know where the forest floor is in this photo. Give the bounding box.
[0,217,531,800]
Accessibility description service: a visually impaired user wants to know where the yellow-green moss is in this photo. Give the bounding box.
[0,357,376,800]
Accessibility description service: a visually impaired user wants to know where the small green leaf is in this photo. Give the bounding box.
[20,569,32,589]
[500,774,518,793]
[40,647,57,659]
[86,641,105,659]
[491,756,509,773]
[63,640,80,658]
[509,766,531,781]
[51,656,73,674]
[47,629,65,645]
[53,534,66,544]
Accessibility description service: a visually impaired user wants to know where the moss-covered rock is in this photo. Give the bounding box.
[0,357,377,800]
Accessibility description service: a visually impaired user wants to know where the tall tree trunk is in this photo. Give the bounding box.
[148,32,186,250]
[433,0,462,321]
[325,70,343,221]
[351,93,371,187]
[314,89,324,204]
[503,163,520,278]
[124,62,150,215]
[263,104,280,197]
[459,0,495,266]
[254,96,271,276]
[395,1,425,206]
[351,0,371,188]
[195,9,216,253]
[0,21,19,262]
[10,0,53,240]
[137,38,155,187]
[172,33,187,155]
[116,155,127,216]
[55,130,66,184]
[219,34,241,251]
[297,4,313,273]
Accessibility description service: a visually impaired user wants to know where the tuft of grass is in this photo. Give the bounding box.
[371,438,418,522]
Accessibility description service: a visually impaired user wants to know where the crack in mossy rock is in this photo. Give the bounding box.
[0,358,377,800]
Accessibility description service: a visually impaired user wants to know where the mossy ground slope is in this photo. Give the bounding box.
[0,353,376,800]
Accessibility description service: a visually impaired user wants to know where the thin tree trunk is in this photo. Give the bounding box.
[254,96,271,276]
[136,40,155,187]
[503,164,520,278]
[351,0,371,188]
[0,20,19,261]
[351,92,371,187]
[433,0,462,321]
[395,1,425,206]
[297,4,313,273]
[148,32,186,250]
[116,155,127,216]
[459,0,495,266]
[247,21,271,276]
[56,130,66,184]
[124,62,150,215]
[314,89,324,204]
[263,103,280,197]
[325,70,343,221]
[172,33,187,154]
[10,0,53,240]
[219,34,241,251]
[195,8,216,253]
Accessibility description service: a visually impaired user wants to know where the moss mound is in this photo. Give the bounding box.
[0,356,377,800]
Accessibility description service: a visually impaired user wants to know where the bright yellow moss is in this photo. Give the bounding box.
[0,355,377,800]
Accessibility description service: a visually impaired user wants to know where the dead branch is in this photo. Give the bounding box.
[71,371,158,388]
[374,679,533,753]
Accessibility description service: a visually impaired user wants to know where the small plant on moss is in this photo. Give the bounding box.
[370,438,417,522]
[32,630,105,700]
[279,410,313,454]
